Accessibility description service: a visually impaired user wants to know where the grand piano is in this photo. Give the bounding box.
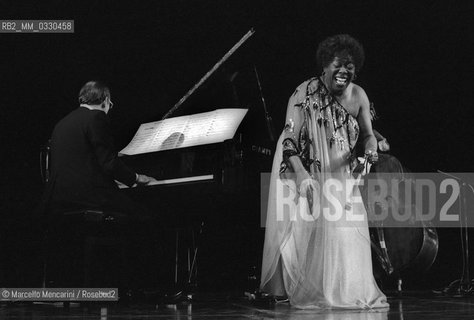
[118,31,276,291]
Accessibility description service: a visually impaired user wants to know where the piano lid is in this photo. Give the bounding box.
[119,108,248,156]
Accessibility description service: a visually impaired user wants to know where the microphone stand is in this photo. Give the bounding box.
[436,171,473,296]
[253,65,276,142]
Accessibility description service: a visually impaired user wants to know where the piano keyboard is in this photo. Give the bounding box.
[117,174,214,189]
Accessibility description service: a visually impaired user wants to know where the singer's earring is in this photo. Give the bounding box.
[321,71,326,76]
[353,73,357,81]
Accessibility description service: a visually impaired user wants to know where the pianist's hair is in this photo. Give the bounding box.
[78,81,111,105]
[316,34,365,73]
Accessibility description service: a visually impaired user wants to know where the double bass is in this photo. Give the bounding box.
[362,154,439,291]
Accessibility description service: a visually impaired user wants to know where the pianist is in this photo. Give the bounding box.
[43,80,156,217]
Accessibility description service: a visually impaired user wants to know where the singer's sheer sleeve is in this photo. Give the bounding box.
[280,81,312,174]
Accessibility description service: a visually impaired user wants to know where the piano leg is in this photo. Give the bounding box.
[166,222,204,302]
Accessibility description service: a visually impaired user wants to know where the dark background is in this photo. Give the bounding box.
[0,0,473,291]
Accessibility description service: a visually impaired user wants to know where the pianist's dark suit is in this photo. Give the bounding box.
[44,106,139,216]
[41,106,158,288]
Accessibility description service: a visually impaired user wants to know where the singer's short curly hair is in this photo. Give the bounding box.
[316,34,365,73]
[78,81,110,105]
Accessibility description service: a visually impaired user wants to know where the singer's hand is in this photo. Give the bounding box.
[378,139,390,152]
[296,171,312,195]
[297,174,319,212]
[136,174,157,186]
[297,172,318,199]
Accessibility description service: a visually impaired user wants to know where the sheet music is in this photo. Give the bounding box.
[119,108,248,156]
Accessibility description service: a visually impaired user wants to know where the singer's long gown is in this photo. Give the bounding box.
[260,78,388,309]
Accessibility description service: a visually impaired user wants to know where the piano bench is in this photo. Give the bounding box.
[42,209,129,289]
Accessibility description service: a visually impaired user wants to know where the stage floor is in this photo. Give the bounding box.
[1,291,474,319]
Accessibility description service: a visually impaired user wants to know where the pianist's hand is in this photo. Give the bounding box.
[136,174,157,186]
